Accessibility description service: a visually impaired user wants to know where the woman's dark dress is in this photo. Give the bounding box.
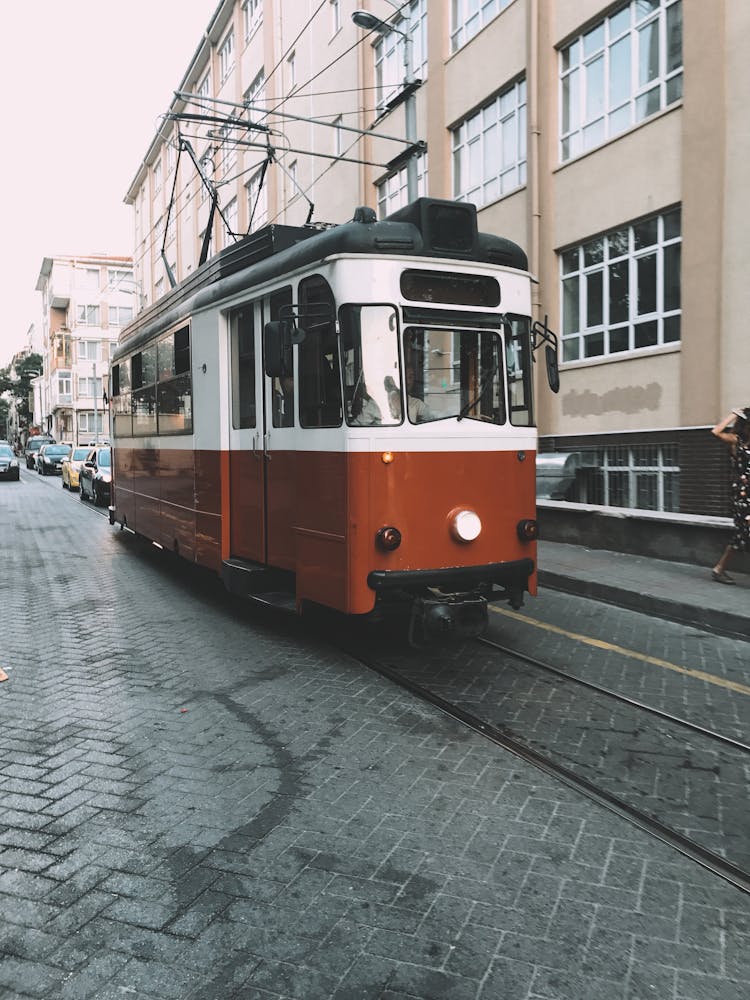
[730,441,750,551]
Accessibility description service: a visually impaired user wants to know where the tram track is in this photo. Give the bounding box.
[334,629,750,896]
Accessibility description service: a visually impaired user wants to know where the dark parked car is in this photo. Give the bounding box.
[0,444,20,481]
[36,442,72,475]
[24,435,54,469]
[79,446,112,506]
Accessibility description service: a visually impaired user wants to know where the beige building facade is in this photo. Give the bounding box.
[125,0,748,517]
[35,255,135,444]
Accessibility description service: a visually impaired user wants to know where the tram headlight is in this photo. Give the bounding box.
[376,526,402,551]
[517,518,538,542]
[450,508,482,543]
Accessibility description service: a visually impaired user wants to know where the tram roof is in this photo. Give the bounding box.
[114,199,528,359]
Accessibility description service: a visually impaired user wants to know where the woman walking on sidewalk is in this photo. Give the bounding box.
[711,406,750,584]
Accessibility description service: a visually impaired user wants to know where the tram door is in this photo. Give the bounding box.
[227,301,265,562]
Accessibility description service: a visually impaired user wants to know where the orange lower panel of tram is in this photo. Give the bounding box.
[112,447,537,615]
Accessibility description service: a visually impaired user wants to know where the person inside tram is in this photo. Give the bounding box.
[350,379,382,426]
[272,374,294,427]
[385,374,435,423]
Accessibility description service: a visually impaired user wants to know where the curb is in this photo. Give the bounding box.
[538,570,750,642]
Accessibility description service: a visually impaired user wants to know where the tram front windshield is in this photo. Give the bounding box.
[340,305,533,427]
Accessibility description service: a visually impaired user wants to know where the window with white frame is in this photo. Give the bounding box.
[560,207,681,363]
[58,374,72,399]
[245,68,266,108]
[197,71,210,101]
[219,29,234,84]
[451,0,514,53]
[560,0,683,162]
[78,268,100,291]
[376,152,428,218]
[153,158,162,195]
[243,0,262,39]
[452,79,526,207]
[107,268,132,291]
[108,305,134,327]
[225,197,238,239]
[76,306,101,327]
[78,340,100,360]
[78,376,103,398]
[246,167,268,230]
[331,0,341,34]
[374,0,428,110]
[217,126,237,177]
[78,411,104,434]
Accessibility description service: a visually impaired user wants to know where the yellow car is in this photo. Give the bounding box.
[61,446,92,490]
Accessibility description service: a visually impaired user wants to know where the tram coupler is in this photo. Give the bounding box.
[408,593,488,647]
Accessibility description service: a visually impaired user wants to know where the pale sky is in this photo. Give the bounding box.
[0,1,216,366]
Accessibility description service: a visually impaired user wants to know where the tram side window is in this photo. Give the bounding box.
[132,346,157,435]
[111,360,132,437]
[157,327,192,434]
[270,286,294,428]
[505,318,534,426]
[339,305,402,427]
[298,275,342,428]
[230,306,256,429]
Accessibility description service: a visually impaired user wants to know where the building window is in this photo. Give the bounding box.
[452,79,526,207]
[376,152,428,218]
[560,207,681,363]
[78,340,100,360]
[560,0,683,162]
[287,51,296,90]
[245,68,265,108]
[225,197,238,240]
[57,375,72,401]
[153,158,162,196]
[243,0,262,39]
[219,29,234,84]
[217,126,237,177]
[246,167,268,230]
[331,0,341,35]
[107,268,132,291]
[78,411,104,435]
[78,268,100,291]
[108,305,134,327]
[78,376,103,398]
[451,0,514,53]
[197,71,211,102]
[374,0,428,110]
[76,306,101,327]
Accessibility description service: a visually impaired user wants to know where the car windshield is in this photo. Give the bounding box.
[98,450,111,467]
[0,446,13,459]
[46,445,71,456]
[72,448,89,460]
[28,440,49,451]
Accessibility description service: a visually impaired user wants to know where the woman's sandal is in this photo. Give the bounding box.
[712,569,736,585]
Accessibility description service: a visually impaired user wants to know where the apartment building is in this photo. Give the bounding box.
[125,0,748,517]
[35,255,135,444]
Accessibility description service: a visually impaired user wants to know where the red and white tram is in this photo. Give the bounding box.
[109,198,559,640]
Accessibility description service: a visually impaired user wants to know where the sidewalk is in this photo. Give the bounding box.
[537,540,750,640]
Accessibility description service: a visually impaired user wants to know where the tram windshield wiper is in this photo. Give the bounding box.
[457,358,497,421]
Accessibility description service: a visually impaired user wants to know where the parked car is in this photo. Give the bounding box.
[79,446,112,506]
[61,446,91,490]
[24,435,55,469]
[0,444,20,481]
[37,443,72,476]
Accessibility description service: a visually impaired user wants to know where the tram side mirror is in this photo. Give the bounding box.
[545,344,560,393]
[264,320,297,377]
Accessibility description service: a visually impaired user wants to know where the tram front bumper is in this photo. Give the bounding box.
[367,558,534,600]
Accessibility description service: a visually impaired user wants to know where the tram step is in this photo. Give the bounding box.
[246,591,298,613]
[221,558,295,600]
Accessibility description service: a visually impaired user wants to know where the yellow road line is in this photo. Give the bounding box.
[490,605,750,696]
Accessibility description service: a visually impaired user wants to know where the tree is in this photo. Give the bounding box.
[0,352,43,431]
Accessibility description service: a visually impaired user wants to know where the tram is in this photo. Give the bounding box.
[108,198,559,641]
